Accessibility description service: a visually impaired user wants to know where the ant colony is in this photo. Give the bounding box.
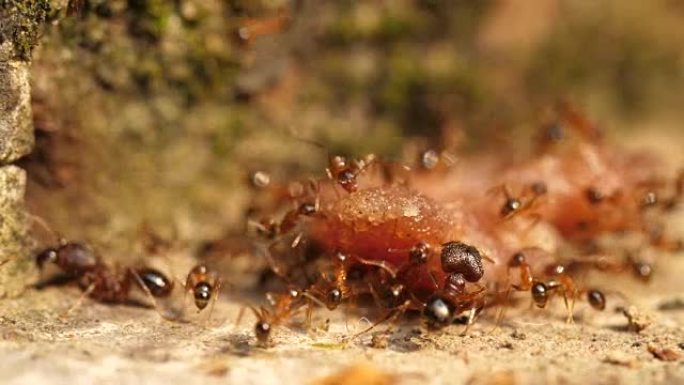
[33,104,682,347]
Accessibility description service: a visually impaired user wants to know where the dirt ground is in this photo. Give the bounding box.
[0,249,681,385]
[1,132,683,385]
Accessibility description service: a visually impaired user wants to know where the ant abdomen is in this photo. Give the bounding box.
[423,295,456,330]
[133,268,174,298]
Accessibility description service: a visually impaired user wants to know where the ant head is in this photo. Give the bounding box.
[409,242,430,265]
[423,295,455,330]
[545,264,565,276]
[136,268,174,298]
[326,287,342,310]
[585,187,604,205]
[250,171,271,189]
[440,242,484,283]
[35,248,58,270]
[587,289,606,311]
[338,169,357,192]
[288,288,301,299]
[298,202,317,216]
[501,198,522,216]
[255,320,272,346]
[508,252,526,268]
[330,155,347,171]
[531,282,548,308]
[632,261,652,282]
[191,264,209,276]
[334,251,347,263]
[640,191,658,208]
[420,150,440,170]
[193,282,213,310]
[377,283,405,308]
[541,122,565,144]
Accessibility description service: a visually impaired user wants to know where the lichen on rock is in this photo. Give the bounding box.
[0,0,53,61]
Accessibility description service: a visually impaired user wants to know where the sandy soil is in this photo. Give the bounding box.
[0,252,682,385]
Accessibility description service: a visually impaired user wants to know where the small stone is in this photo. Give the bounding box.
[621,306,653,333]
[370,333,389,349]
[603,351,639,368]
[648,345,680,362]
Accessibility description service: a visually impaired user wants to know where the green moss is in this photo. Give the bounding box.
[0,0,52,60]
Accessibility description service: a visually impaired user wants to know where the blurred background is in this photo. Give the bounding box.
[22,0,684,258]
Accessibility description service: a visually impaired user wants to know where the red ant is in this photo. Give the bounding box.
[35,240,174,316]
[503,250,607,322]
[183,264,222,317]
[490,182,547,220]
[352,241,487,338]
[422,242,487,331]
[250,288,307,347]
[233,10,291,47]
[326,154,377,193]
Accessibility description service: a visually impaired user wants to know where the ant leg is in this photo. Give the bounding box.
[234,305,247,330]
[349,300,411,341]
[28,213,61,241]
[491,280,512,334]
[563,283,577,324]
[460,307,478,336]
[61,283,95,318]
[305,300,314,332]
[204,278,222,325]
[291,232,304,249]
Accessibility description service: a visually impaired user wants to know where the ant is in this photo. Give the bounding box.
[278,179,321,240]
[35,240,174,316]
[422,241,487,331]
[490,182,547,220]
[183,264,222,316]
[326,154,377,193]
[418,149,457,172]
[423,272,487,331]
[387,242,432,281]
[233,9,291,47]
[354,241,488,337]
[529,281,607,315]
[249,288,306,347]
[505,251,608,322]
[303,252,355,313]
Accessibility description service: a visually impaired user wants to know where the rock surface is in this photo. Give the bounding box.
[0,60,33,163]
[0,165,31,297]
